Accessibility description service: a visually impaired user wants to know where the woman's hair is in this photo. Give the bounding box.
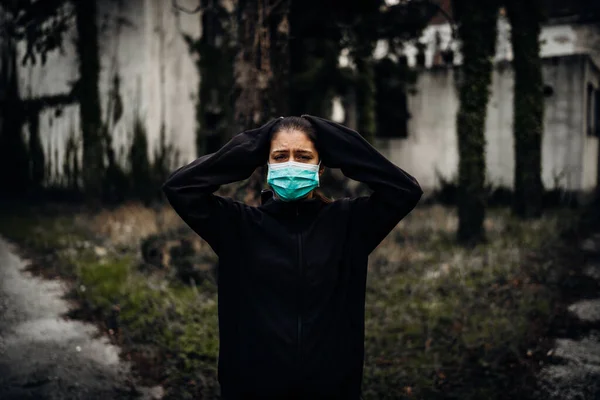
[269,116,332,204]
[271,116,318,150]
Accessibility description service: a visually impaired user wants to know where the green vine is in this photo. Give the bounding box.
[454,0,500,244]
[505,0,545,218]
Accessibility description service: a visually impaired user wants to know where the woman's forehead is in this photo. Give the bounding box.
[271,130,316,151]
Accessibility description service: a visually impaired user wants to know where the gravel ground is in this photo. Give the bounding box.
[0,237,162,400]
[536,234,600,400]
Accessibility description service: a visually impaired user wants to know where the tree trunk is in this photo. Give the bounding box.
[505,0,544,218]
[268,1,290,118]
[190,0,236,156]
[233,0,290,204]
[233,0,289,130]
[353,46,377,143]
[454,0,499,245]
[0,13,29,197]
[74,0,104,200]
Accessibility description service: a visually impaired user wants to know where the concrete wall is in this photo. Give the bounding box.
[582,58,600,192]
[16,0,201,186]
[400,19,600,69]
[542,56,586,191]
[374,68,459,189]
[378,55,594,192]
[11,3,600,194]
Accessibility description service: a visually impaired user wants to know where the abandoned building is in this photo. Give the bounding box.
[3,0,599,200]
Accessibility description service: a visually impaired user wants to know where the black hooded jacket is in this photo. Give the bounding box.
[162,115,423,399]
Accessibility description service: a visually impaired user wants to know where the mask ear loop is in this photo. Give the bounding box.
[317,161,322,187]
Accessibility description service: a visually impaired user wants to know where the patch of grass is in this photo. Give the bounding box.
[0,212,79,251]
[361,206,577,400]
[0,204,581,400]
[71,253,221,399]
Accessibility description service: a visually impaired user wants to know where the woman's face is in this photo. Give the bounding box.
[269,129,320,165]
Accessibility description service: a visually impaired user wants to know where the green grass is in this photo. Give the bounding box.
[71,254,221,399]
[0,205,579,399]
[361,206,575,399]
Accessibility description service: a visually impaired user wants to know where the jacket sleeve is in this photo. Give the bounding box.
[301,115,423,255]
[162,118,282,255]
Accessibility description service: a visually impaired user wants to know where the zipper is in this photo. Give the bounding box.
[296,206,303,364]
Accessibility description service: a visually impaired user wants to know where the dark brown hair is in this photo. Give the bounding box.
[269,116,332,204]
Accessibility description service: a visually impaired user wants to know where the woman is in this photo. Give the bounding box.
[162,115,422,400]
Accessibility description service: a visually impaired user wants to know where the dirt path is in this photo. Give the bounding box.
[0,237,162,400]
[536,233,600,400]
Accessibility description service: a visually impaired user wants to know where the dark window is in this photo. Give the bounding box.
[595,89,600,137]
[587,83,595,136]
[375,57,411,139]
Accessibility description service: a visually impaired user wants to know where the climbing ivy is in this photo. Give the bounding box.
[454,0,500,245]
[505,0,545,219]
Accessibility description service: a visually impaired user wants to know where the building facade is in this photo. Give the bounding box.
[366,10,600,197]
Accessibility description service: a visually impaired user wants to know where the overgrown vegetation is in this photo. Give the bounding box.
[453,0,500,245]
[0,202,580,399]
[362,206,576,399]
[430,173,582,209]
[505,0,545,219]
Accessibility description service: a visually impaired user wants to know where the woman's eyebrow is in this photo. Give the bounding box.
[271,149,290,153]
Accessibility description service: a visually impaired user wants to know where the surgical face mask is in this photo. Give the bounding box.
[267,160,321,202]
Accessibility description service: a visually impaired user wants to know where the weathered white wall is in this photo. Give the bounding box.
[378,55,597,192]
[400,18,600,69]
[582,59,600,191]
[375,68,459,189]
[542,56,585,191]
[345,16,599,195]
[16,0,201,185]
[14,3,600,194]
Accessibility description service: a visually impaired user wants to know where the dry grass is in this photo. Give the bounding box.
[75,202,184,249]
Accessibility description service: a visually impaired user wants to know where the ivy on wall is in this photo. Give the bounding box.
[453,0,500,244]
[505,0,545,219]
